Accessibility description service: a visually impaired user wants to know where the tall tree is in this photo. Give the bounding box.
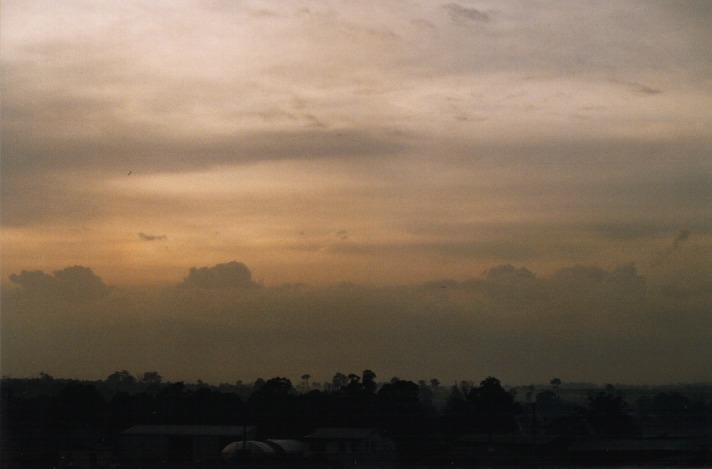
[467,377,520,437]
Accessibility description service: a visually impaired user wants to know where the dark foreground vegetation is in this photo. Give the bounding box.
[2,371,711,467]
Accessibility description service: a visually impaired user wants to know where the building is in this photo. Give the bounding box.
[304,427,397,464]
[118,424,255,464]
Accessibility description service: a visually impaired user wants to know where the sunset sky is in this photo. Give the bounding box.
[2,1,711,385]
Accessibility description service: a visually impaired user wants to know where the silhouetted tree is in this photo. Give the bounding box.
[378,379,437,462]
[301,374,311,391]
[248,377,297,438]
[583,387,638,437]
[467,377,520,437]
[441,384,472,437]
[139,371,162,386]
[430,378,440,391]
[105,370,136,394]
[331,372,348,390]
[361,369,377,394]
[55,382,107,441]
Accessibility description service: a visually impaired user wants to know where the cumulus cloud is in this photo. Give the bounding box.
[8,265,109,302]
[179,261,258,289]
[2,261,709,384]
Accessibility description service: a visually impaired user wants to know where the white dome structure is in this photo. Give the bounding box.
[221,440,275,460]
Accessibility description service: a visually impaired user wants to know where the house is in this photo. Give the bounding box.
[118,424,255,463]
[304,427,397,464]
[567,436,711,465]
[57,443,112,469]
[451,433,541,465]
[221,439,305,462]
[56,428,113,468]
[265,439,305,458]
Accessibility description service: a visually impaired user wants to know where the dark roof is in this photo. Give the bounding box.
[306,427,376,440]
[455,433,548,445]
[266,439,305,454]
[122,425,253,437]
[222,441,275,455]
[568,437,709,453]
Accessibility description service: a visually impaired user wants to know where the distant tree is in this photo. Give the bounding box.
[255,377,293,397]
[56,382,106,431]
[332,372,348,390]
[248,378,296,438]
[441,384,473,436]
[362,369,377,394]
[430,378,440,391]
[536,390,560,406]
[459,380,475,395]
[467,377,520,436]
[525,384,535,402]
[583,388,638,437]
[378,379,424,441]
[418,380,435,406]
[139,371,163,385]
[106,370,137,393]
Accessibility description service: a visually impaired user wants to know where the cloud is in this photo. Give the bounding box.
[2,261,709,384]
[179,261,258,289]
[443,3,489,23]
[652,229,692,266]
[138,232,167,241]
[1,2,710,383]
[1,121,411,177]
[613,80,662,96]
[8,265,109,302]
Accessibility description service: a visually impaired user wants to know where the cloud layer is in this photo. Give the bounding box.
[2,259,709,385]
[1,1,710,383]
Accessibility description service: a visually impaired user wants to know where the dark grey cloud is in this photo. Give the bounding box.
[3,260,708,384]
[179,261,258,289]
[8,265,109,302]
[612,80,662,95]
[443,3,489,23]
[138,232,167,241]
[1,123,411,176]
[652,229,692,266]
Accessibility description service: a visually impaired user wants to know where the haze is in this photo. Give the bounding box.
[1,1,710,385]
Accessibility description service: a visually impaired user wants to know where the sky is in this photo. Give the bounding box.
[1,0,711,385]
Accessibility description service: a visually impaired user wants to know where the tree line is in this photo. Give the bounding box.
[2,370,711,466]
